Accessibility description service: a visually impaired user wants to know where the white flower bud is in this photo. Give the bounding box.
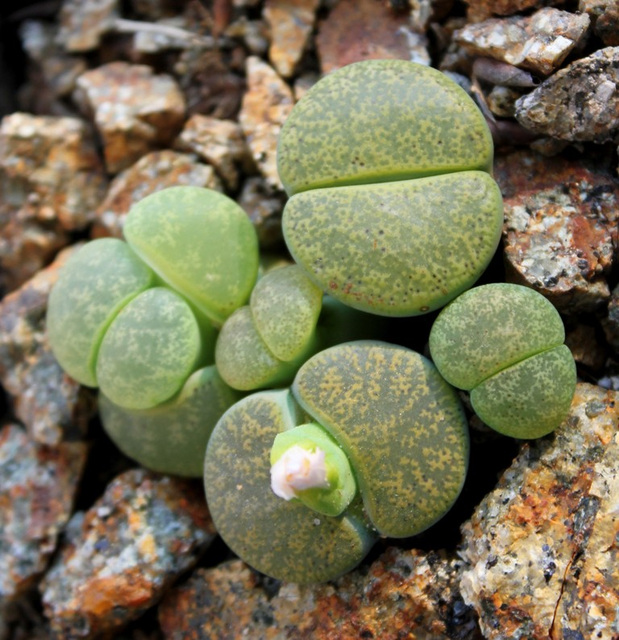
[270,445,330,501]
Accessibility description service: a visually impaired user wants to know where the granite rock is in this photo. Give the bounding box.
[41,469,216,639]
[57,0,120,52]
[0,113,107,290]
[455,8,590,76]
[74,62,186,173]
[515,46,619,143]
[239,56,293,191]
[175,115,250,191]
[316,0,430,73]
[159,548,482,639]
[0,246,95,445]
[0,423,87,601]
[496,149,619,313]
[460,383,619,639]
[93,149,221,238]
[264,0,320,78]
[580,0,619,46]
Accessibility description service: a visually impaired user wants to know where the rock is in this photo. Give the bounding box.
[237,176,286,248]
[580,0,619,46]
[74,62,186,174]
[175,115,250,191]
[603,283,619,353]
[93,150,222,238]
[486,85,522,117]
[19,20,87,100]
[57,0,120,52]
[0,112,107,290]
[454,8,590,76]
[41,469,216,639]
[515,47,619,143]
[0,246,95,445]
[496,149,619,313]
[0,423,87,601]
[159,548,481,639]
[464,0,566,23]
[316,0,430,73]
[175,49,245,120]
[459,383,619,640]
[264,0,320,78]
[239,57,293,191]
[410,0,455,32]
[564,323,607,372]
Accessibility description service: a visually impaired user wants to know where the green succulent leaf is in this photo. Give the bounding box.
[429,283,566,390]
[100,366,242,477]
[250,265,323,362]
[292,341,469,538]
[470,345,576,439]
[204,390,376,584]
[283,171,503,316]
[46,238,155,387]
[215,306,314,391]
[123,186,259,326]
[270,422,357,517]
[96,287,203,410]
[277,59,493,196]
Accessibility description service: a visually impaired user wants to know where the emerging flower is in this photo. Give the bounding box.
[270,445,330,500]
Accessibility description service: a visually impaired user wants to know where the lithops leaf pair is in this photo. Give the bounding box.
[277,59,504,317]
[215,264,384,391]
[204,341,469,583]
[47,186,258,475]
[429,283,577,438]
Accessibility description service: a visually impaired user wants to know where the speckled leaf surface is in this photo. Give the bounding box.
[215,306,307,391]
[277,59,493,196]
[471,345,577,439]
[123,186,259,326]
[204,390,376,583]
[283,171,503,316]
[99,366,242,477]
[46,238,155,387]
[292,342,469,538]
[250,265,323,361]
[96,287,203,410]
[429,283,566,390]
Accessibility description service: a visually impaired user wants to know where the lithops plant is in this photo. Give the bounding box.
[215,264,383,391]
[277,59,504,317]
[429,283,577,439]
[204,341,469,583]
[47,186,258,475]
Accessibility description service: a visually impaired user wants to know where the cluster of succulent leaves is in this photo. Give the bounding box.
[47,59,577,584]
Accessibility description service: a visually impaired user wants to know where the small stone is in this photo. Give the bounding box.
[41,469,216,638]
[293,72,318,101]
[454,8,590,76]
[237,176,286,247]
[460,383,619,640]
[0,423,87,601]
[316,0,430,74]
[159,548,480,639]
[464,0,566,23]
[239,57,293,191]
[580,0,619,46]
[93,150,222,238]
[175,115,249,191]
[57,0,120,52]
[0,112,107,290]
[264,0,320,78]
[497,149,619,313]
[564,323,607,371]
[74,62,186,173]
[486,85,522,117]
[0,246,95,445]
[515,47,619,143]
[410,0,455,32]
[603,283,619,353]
